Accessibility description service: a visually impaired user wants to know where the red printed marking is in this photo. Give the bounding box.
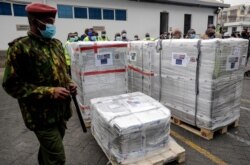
[79,43,128,53]
[128,65,154,76]
[80,105,90,110]
[82,68,126,76]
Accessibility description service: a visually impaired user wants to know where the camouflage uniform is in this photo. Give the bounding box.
[2,31,73,165]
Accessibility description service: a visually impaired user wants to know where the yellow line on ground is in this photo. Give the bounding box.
[241,99,250,104]
[170,130,228,165]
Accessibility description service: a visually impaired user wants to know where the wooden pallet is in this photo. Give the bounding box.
[107,138,185,165]
[171,116,239,140]
[84,121,91,128]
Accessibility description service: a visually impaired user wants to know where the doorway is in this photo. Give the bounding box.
[184,14,191,37]
[160,12,169,35]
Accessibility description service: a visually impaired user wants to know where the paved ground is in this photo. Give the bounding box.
[0,67,250,165]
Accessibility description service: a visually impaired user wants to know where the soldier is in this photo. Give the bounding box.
[2,3,77,165]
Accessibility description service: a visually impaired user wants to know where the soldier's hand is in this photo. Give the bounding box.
[69,83,77,95]
[53,87,70,100]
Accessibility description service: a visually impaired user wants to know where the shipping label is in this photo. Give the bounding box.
[129,51,137,61]
[95,52,113,66]
[171,53,189,67]
[226,47,241,71]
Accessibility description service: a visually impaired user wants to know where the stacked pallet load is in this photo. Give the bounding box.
[155,38,248,133]
[197,38,248,130]
[127,41,156,96]
[91,92,172,164]
[156,39,200,125]
[69,41,128,125]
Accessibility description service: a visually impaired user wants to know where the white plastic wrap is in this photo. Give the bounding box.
[157,39,200,126]
[127,41,157,96]
[69,39,248,131]
[91,92,171,164]
[68,41,128,123]
[154,38,248,130]
[197,38,248,129]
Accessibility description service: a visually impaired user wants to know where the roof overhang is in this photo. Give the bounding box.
[129,0,230,8]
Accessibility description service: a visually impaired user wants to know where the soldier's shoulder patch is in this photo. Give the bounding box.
[8,36,29,47]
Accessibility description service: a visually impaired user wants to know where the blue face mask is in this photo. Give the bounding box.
[88,31,93,36]
[190,34,196,39]
[91,36,96,41]
[39,24,56,39]
[69,37,76,42]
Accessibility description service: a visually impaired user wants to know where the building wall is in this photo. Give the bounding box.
[0,0,217,50]
[221,5,250,34]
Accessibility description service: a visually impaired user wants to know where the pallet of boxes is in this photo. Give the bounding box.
[69,41,128,127]
[68,41,185,165]
[91,92,185,165]
[127,38,248,140]
[158,39,248,140]
[68,38,248,164]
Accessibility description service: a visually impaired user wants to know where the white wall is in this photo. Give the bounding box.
[0,0,217,50]
[0,0,42,50]
[228,27,232,34]
[1,16,29,48]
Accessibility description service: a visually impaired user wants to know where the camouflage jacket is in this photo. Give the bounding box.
[2,32,73,131]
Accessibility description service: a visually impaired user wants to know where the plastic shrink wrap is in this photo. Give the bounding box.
[91,92,171,164]
[69,39,248,131]
[68,41,128,123]
[154,39,248,130]
[155,39,200,127]
[197,38,248,130]
[127,41,157,96]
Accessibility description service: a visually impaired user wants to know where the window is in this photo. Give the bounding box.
[240,5,246,15]
[0,2,12,15]
[13,4,27,17]
[208,16,214,26]
[232,27,237,32]
[74,7,87,19]
[222,11,227,22]
[58,5,73,18]
[89,7,101,19]
[240,9,245,15]
[160,12,169,34]
[228,15,236,22]
[230,9,237,16]
[103,9,114,20]
[222,27,228,32]
[115,9,126,21]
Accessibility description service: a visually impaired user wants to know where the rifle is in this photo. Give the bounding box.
[71,94,87,133]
